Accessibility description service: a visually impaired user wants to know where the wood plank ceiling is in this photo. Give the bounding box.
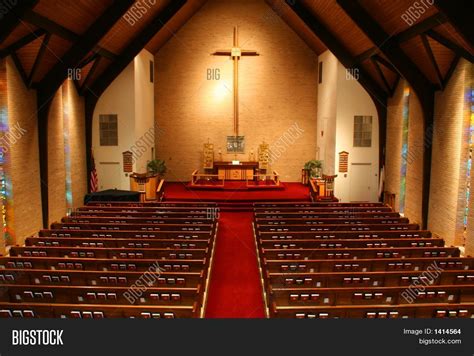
[0,0,472,97]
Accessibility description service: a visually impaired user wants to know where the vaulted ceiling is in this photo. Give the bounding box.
[0,0,472,101]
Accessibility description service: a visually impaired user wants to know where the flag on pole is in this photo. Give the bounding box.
[90,153,98,193]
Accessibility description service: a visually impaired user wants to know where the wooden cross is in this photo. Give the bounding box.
[212,27,259,136]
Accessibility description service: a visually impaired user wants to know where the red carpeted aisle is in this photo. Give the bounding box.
[205,212,265,318]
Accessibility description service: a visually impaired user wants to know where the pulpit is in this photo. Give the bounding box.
[130,173,160,201]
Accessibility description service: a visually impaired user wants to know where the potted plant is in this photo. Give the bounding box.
[304,159,323,179]
[147,159,167,177]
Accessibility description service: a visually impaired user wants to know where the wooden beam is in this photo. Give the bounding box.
[22,9,117,61]
[442,55,461,88]
[9,51,28,85]
[79,57,101,95]
[38,0,133,97]
[421,34,444,89]
[0,29,46,58]
[426,29,474,63]
[337,0,435,229]
[434,0,474,49]
[373,55,398,75]
[355,13,448,64]
[0,0,39,44]
[283,0,388,106]
[371,57,392,93]
[395,12,447,44]
[86,0,187,98]
[27,33,50,87]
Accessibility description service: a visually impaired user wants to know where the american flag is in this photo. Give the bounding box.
[90,153,98,193]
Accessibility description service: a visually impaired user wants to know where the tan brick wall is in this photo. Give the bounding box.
[5,57,43,245]
[385,80,404,212]
[429,59,471,247]
[154,0,318,181]
[47,90,66,225]
[405,91,423,225]
[67,80,87,209]
[385,79,423,224]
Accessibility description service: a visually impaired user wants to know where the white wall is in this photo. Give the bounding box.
[316,51,338,174]
[92,49,155,191]
[134,50,155,172]
[334,61,379,202]
[317,51,379,202]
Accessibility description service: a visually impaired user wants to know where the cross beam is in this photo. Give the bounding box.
[212,27,259,136]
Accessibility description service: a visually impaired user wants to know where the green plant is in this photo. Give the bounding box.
[304,160,323,178]
[147,159,167,176]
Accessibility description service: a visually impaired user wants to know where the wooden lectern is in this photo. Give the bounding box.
[130,173,160,201]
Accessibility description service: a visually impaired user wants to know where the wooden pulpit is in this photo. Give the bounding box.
[130,173,159,201]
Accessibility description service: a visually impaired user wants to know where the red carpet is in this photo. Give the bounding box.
[164,182,310,202]
[205,212,265,318]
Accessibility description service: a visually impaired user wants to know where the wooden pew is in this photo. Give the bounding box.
[263,256,474,273]
[0,302,198,318]
[269,285,474,306]
[254,202,386,208]
[257,230,431,240]
[25,237,211,249]
[261,246,460,260]
[78,207,214,214]
[256,217,410,225]
[255,212,401,219]
[256,223,419,231]
[87,201,217,207]
[259,238,446,250]
[40,229,214,239]
[9,246,209,260]
[0,284,201,306]
[66,215,213,223]
[254,207,393,213]
[265,270,474,288]
[51,222,215,232]
[270,302,474,318]
[0,257,208,273]
[0,269,203,287]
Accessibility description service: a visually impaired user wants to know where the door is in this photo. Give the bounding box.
[98,162,122,190]
[349,163,372,202]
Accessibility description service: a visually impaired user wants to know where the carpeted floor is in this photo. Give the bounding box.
[205,212,265,318]
[164,181,310,202]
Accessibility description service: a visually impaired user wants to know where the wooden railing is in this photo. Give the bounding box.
[191,170,224,187]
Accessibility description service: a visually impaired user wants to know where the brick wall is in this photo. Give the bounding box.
[67,80,87,209]
[47,90,66,225]
[48,80,87,225]
[154,0,318,181]
[5,58,43,245]
[385,81,404,212]
[385,79,423,224]
[429,59,472,247]
[405,90,423,225]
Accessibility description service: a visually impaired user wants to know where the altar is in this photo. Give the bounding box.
[214,161,258,180]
